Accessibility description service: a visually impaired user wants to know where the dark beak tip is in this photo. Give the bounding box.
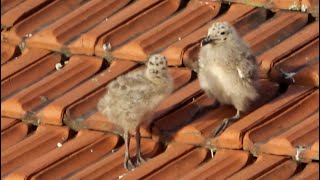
[201,37,211,46]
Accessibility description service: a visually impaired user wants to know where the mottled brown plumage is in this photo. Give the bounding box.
[97,54,173,170]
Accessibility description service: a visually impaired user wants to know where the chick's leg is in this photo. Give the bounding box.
[135,126,146,165]
[212,110,240,137]
[124,130,135,171]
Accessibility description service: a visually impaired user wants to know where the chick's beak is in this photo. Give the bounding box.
[201,36,213,46]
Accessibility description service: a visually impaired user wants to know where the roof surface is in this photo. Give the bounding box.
[1,0,319,179]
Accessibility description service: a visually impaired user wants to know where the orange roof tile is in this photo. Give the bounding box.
[1,1,319,179]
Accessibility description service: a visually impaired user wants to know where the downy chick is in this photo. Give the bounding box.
[97,54,173,171]
[198,21,259,137]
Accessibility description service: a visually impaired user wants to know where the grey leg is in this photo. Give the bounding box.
[212,110,240,137]
[123,131,135,171]
[135,126,146,165]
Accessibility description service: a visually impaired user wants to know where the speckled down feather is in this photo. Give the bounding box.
[97,55,173,131]
[198,21,259,112]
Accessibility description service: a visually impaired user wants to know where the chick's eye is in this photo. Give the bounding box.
[221,32,225,35]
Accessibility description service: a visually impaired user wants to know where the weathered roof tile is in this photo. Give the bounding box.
[112,0,221,64]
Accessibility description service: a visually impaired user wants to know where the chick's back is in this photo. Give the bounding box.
[98,69,172,131]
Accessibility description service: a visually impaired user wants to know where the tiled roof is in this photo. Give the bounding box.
[1,0,319,179]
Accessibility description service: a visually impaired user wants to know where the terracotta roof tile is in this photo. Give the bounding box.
[255,159,299,179]
[1,122,28,151]
[144,147,208,180]
[1,125,69,177]
[1,48,50,81]
[243,11,308,56]
[299,134,319,161]
[5,130,108,180]
[112,0,221,64]
[211,85,314,149]
[66,138,157,180]
[26,0,131,53]
[227,0,301,10]
[160,80,277,148]
[70,0,182,56]
[159,93,229,146]
[1,53,61,100]
[232,7,268,36]
[270,38,319,85]
[1,117,19,131]
[0,1,319,178]
[153,79,205,139]
[243,89,319,162]
[1,55,102,122]
[228,153,289,179]
[28,133,118,180]
[2,0,87,46]
[1,42,18,64]
[1,0,24,15]
[122,143,194,180]
[293,59,319,87]
[222,0,319,18]
[301,0,319,18]
[182,149,250,179]
[1,0,54,29]
[291,162,319,179]
[304,140,319,160]
[258,21,319,77]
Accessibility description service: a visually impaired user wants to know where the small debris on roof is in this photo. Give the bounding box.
[118,174,125,179]
[294,145,307,161]
[0,1,318,178]
[57,142,63,148]
[301,4,308,12]
[25,33,33,38]
[55,63,63,70]
[280,68,296,83]
[111,149,117,153]
[55,61,69,71]
[18,42,26,51]
[39,96,49,103]
[91,77,100,85]
[288,2,300,10]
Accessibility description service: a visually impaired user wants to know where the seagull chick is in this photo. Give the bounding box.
[198,21,260,137]
[97,54,173,171]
